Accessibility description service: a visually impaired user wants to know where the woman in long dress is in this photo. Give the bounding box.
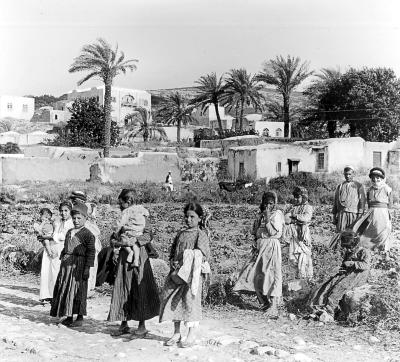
[39,201,73,302]
[108,189,160,337]
[159,201,211,348]
[283,186,313,279]
[233,191,285,316]
[353,167,392,251]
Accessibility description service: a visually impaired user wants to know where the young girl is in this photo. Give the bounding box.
[112,189,149,270]
[39,201,74,302]
[159,201,211,348]
[50,203,95,327]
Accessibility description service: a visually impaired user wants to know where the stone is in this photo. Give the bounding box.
[318,311,334,323]
[291,353,313,362]
[293,336,306,346]
[353,345,362,351]
[288,313,297,321]
[275,349,291,359]
[369,336,380,344]
[239,340,259,351]
[252,346,276,356]
[210,335,241,346]
[115,352,126,358]
[341,284,372,317]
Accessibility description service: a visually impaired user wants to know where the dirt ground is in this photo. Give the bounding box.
[0,273,399,362]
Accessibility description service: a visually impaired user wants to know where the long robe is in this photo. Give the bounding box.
[40,217,74,300]
[233,209,284,299]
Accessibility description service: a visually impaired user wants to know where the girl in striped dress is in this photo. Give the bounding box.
[50,203,95,327]
[159,201,211,348]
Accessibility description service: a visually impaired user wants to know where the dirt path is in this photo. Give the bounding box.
[0,276,399,362]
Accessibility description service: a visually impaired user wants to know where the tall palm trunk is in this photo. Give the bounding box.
[283,94,290,138]
[214,102,224,137]
[239,99,245,131]
[103,79,112,157]
[177,118,181,143]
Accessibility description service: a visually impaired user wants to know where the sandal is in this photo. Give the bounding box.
[61,317,73,326]
[164,334,181,346]
[133,328,148,337]
[111,326,130,336]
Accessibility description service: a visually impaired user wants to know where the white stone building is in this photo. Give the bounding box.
[227,137,398,181]
[0,95,35,121]
[67,86,151,126]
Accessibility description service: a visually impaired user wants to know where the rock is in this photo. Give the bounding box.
[252,346,275,356]
[208,335,240,346]
[239,340,259,351]
[353,345,362,351]
[288,313,297,321]
[318,311,334,323]
[115,352,126,358]
[341,284,373,318]
[293,336,306,346]
[275,349,290,359]
[369,336,380,344]
[291,353,313,362]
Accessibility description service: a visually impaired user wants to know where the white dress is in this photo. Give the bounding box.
[39,217,74,300]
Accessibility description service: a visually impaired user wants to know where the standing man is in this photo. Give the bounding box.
[165,171,173,192]
[332,166,366,232]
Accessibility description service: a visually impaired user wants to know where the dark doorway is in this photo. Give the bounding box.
[288,159,300,174]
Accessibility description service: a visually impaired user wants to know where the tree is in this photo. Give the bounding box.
[50,98,119,148]
[257,55,313,137]
[191,73,226,136]
[122,107,167,143]
[69,38,138,157]
[223,69,265,131]
[303,67,400,142]
[156,92,196,143]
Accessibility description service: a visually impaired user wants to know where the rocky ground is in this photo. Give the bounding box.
[1,274,399,362]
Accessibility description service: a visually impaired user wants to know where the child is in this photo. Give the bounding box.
[159,201,211,348]
[34,208,56,259]
[50,202,95,327]
[113,189,149,270]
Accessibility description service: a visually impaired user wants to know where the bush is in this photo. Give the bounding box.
[0,142,22,154]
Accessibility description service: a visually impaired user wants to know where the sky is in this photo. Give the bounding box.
[1,0,400,97]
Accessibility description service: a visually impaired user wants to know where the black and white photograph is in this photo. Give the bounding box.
[1,0,400,361]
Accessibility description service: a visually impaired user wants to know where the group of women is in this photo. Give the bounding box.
[38,190,210,347]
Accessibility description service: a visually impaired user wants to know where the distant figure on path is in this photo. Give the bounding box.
[233,191,285,317]
[108,189,160,337]
[283,186,314,279]
[309,231,370,318]
[39,202,73,303]
[50,203,95,327]
[332,166,366,232]
[159,201,211,348]
[164,171,174,192]
[353,167,393,251]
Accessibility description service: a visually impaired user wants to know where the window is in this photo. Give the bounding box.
[262,128,270,137]
[373,151,382,167]
[22,104,28,112]
[276,162,282,174]
[238,162,245,179]
[317,153,325,170]
[7,103,12,110]
[111,97,116,103]
[144,100,149,107]
[55,114,58,120]
[275,128,282,137]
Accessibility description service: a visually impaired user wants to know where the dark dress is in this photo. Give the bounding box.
[50,227,95,317]
[309,246,371,314]
[108,219,160,322]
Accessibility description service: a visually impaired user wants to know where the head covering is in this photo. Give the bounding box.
[293,186,308,198]
[70,190,87,202]
[344,165,355,172]
[59,200,73,211]
[71,202,88,218]
[262,191,277,204]
[369,167,385,179]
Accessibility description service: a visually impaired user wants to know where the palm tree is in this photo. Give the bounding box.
[156,92,196,143]
[223,69,265,131]
[69,38,138,157]
[122,107,167,143]
[256,55,313,137]
[190,73,226,136]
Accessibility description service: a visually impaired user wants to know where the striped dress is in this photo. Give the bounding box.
[108,218,160,322]
[50,227,95,317]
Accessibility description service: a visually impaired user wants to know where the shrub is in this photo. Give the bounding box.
[0,142,22,154]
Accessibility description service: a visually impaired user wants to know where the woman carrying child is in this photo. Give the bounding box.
[39,202,74,303]
[233,191,285,316]
[108,189,160,337]
[159,201,211,348]
[50,203,96,327]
